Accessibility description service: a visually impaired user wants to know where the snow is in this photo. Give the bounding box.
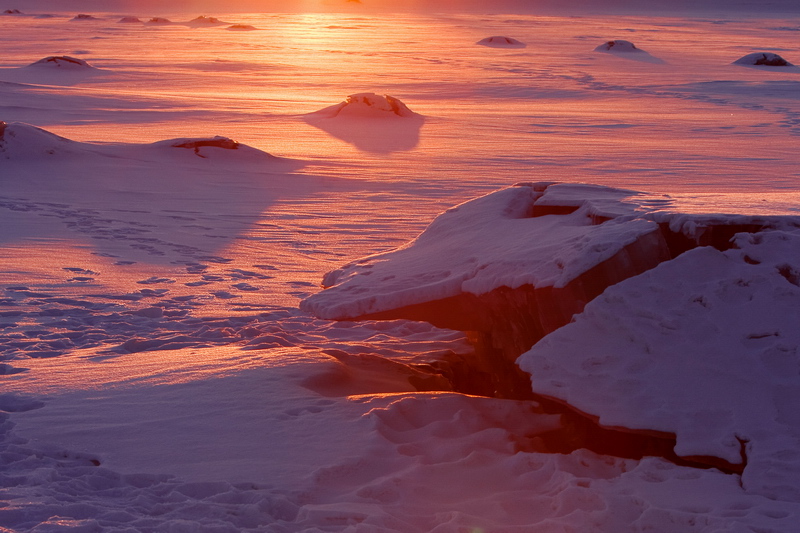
[3,7,800,532]
[476,35,526,48]
[304,93,424,153]
[734,51,795,67]
[594,39,640,53]
[302,182,800,320]
[521,229,800,501]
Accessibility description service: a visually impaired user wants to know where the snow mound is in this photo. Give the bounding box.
[188,15,227,26]
[0,123,286,165]
[595,39,640,52]
[147,17,172,24]
[310,92,419,120]
[71,13,98,21]
[151,135,282,162]
[521,229,800,501]
[0,121,90,159]
[26,56,94,70]
[476,36,526,48]
[227,24,257,31]
[3,8,22,15]
[734,52,793,67]
[118,16,142,23]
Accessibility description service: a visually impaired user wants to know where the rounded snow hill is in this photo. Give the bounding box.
[227,24,257,31]
[187,15,228,26]
[1,123,300,169]
[27,56,94,70]
[305,93,424,153]
[0,121,91,159]
[595,39,640,53]
[2,8,22,15]
[147,17,172,24]
[150,135,294,165]
[476,36,526,48]
[311,93,420,120]
[734,52,794,67]
[594,39,664,63]
[71,14,98,21]
[118,16,143,23]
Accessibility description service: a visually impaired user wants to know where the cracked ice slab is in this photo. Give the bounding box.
[301,182,800,321]
[521,229,800,502]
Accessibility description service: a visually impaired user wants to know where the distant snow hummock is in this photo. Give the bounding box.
[2,8,22,14]
[191,16,221,23]
[310,93,420,120]
[734,52,794,67]
[27,56,94,69]
[71,14,98,21]
[147,17,172,24]
[118,16,142,23]
[476,36,526,48]
[227,24,257,31]
[594,40,640,52]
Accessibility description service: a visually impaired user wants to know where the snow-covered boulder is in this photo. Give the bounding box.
[187,15,227,26]
[734,52,793,67]
[71,13,98,21]
[595,39,640,53]
[227,24,257,31]
[476,36,526,48]
[594,40,664,63]
[27,56,94,69]
[310,93,420,120]
[305,93,424,153]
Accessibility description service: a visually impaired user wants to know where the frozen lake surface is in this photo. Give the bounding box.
[2,8,800,532]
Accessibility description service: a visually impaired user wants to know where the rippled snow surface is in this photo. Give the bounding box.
[2,9,800,532]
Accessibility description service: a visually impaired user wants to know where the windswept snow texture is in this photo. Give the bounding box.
[4,10,800,533]
[734,51,794,66]
[477,35,526,48]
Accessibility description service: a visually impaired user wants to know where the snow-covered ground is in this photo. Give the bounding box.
[2,7,800,532]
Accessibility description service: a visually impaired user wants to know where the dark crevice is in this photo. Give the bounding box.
[777,264,800,286]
